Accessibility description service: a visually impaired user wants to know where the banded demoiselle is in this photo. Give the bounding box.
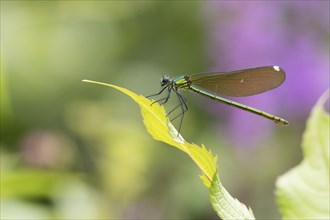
[147,65,288,134]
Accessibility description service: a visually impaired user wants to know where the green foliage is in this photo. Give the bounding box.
[1,169,61,198]
[83,80,256,219]
[276,90,330,219]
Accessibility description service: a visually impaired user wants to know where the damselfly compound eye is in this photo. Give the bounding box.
[161,76,170,87]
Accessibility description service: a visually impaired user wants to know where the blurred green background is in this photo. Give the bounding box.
[1,1,329,219]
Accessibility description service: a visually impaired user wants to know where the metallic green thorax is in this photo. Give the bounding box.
[172,76,192,90]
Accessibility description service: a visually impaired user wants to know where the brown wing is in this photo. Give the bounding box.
[189,66,285,97]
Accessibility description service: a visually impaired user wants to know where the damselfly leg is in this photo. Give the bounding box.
[146,86,188,135]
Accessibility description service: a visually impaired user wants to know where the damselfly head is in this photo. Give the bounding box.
[160,75,170,87]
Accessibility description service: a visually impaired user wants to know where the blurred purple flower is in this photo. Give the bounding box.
[203,1,329,147]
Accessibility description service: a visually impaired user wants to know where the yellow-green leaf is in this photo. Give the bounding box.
[83,80,255,219]
[210,173,255,219]
[276,89,330,219]
[82,80,217,185]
